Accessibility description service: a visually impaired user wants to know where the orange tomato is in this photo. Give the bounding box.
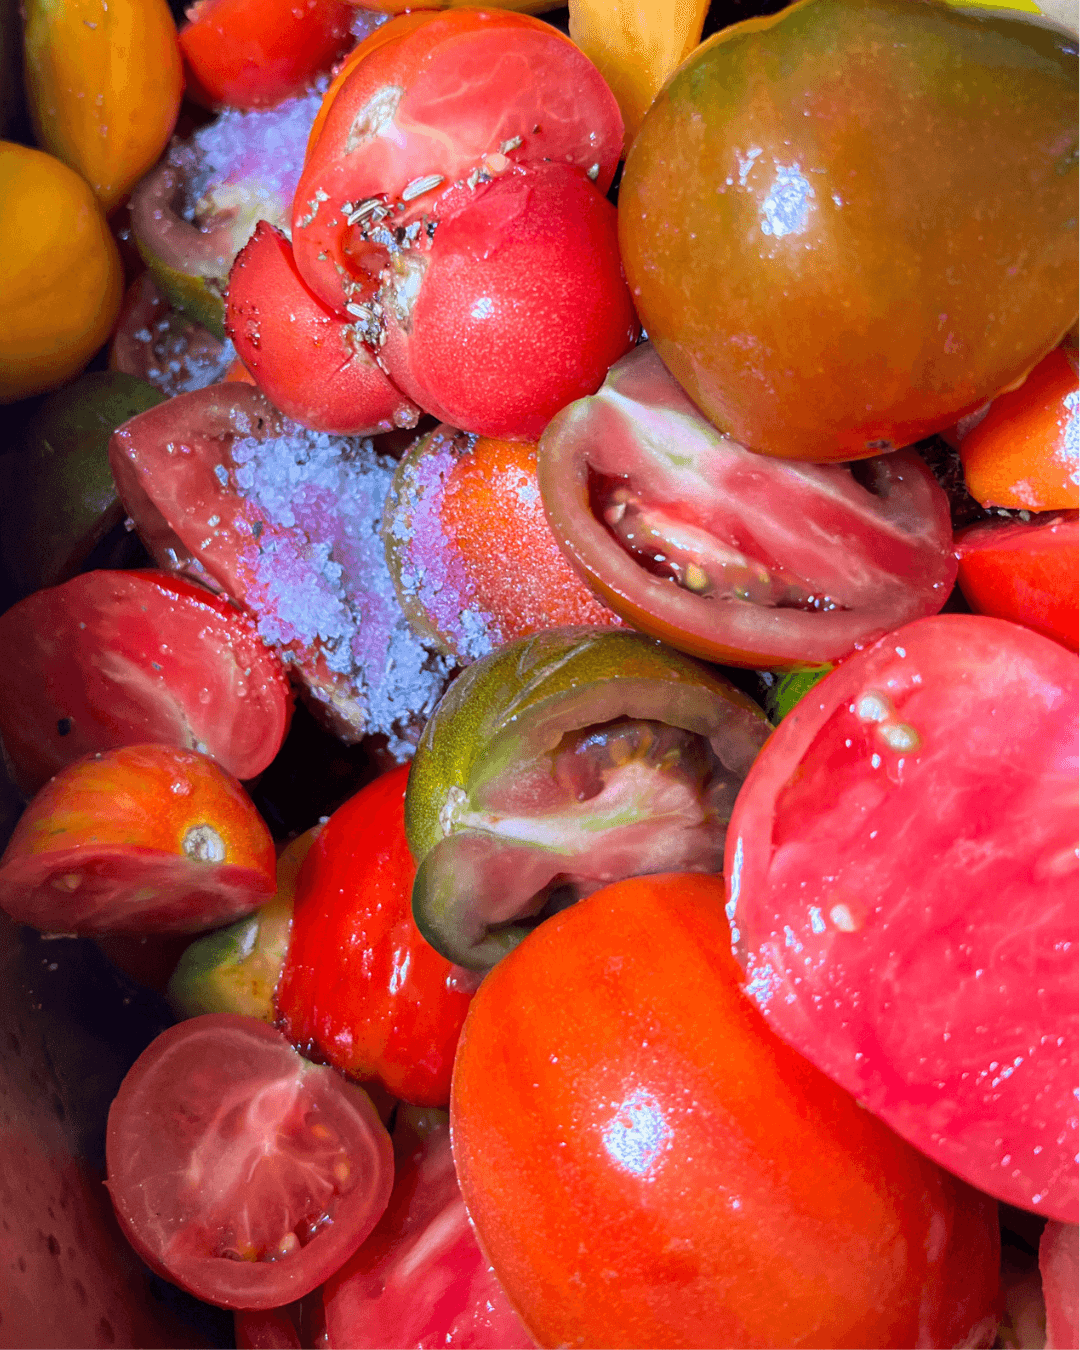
[451,872,1002,1349]
[23,0,183,212]
[0,744,277,934]
[0,141,123,403]
[959,344,1079,510]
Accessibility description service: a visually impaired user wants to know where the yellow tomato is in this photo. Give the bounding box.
[23,0,183,212]
[0,141,123,404]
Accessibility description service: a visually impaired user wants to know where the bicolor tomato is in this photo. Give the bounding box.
[0,568,293,795]
[105,1014,394,1308]
[539,343,957,668]
[0,744,276,934]
[725,613,1079,1221]
[110,273,233,398]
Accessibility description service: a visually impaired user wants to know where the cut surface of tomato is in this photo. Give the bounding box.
[0,568,293,795]
[105,1014,394,1309]
[725,613,1078,1221]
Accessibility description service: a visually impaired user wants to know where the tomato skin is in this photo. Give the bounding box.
[955,511,1078,650]
[110,272,233,398]
[378,165,639,440]
[0,568,294,795]
[451,872,1002,1350]
[0,744,277,934]
[179,0,353,110]
[226,221,420,436]
[725,613,1078,1222]
[105,1014,395,1309]
[292,8,622,315]
[275,766,474,1106]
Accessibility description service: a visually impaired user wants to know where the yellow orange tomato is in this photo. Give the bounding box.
[0,141,123,404]
[23,0,182,212]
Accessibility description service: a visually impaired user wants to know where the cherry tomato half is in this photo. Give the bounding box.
[105,1014,394,1308]
[725,613,1078,1221]
[451,872,1002,1349]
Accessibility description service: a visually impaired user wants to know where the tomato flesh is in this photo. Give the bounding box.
[106,1014,394,1309]
[725,613,1079,1221]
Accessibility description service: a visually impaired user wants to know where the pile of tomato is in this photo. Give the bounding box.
[0,0,1077,1346]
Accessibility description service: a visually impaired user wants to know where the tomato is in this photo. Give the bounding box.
[451,872,1002,1349]
[618,0,1078,461]
[725,613,1078,1222]
[376,164,638,440]
[226,221,421,436]
[105,1014,394,1309]
[292,8,622,315]
[0,569,294,795]
[1041,1221,1079,1349]
[323,1110,534,1349]
[0,744,277,934]
[275,766,474,1106]
[179,0,353,110]
[234,1306,301,1348]
[955,511,1078,651]
[959,345,1079,511]
[539,343,957,668]
[110,272,234,398]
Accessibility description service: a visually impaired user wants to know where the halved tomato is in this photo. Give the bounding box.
[105,1014,394,1309]
[538,343,957,668]
[0,568,293,795]
[725,613,1078,1222]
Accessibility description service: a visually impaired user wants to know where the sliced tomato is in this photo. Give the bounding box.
[110,272,233,398]
[0,568,293,795]
[725,613,1078,1222]
[233,1306,302,1347]
[179,0,354,110]
[1041,1221,1079,1350]
[322,1110,533,1349]
[538,342,957,668]
[225,221,420,436]
[955,510,1078,652]
[275,766,474,1106]
[292,8,622,314]
[0,744,277,934]
[105,1014,394,1309]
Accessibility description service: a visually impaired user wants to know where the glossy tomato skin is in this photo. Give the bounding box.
[292,8,622,314]
[105,1014,394,1309]
[538,343,956,668]
[226,222,421,437]
[955,511,1078,650]
[0,568,293,795]
[619,0,1078,461]
[275,766,475,1106]
[725,614,1078,1222]
[377,165,638,440]
[0,744,277,934]
[179,0,353,110]
[323,1111,533,1349]
[451,873,1002,1350]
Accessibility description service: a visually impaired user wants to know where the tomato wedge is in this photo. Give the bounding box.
[0,568,293,795]
[538,343,957,668]
[105,1014,394,1309]
[725,613,1078,1221]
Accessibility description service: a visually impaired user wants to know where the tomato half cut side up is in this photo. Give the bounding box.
[106,1014,395,1309]
[538,343,957,668]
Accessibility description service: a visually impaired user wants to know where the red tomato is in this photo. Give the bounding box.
[376,165,638,440]
[959,345,1079,511]
[226,221,420,436]
[234,1306,302,1348]
[179,0,354,110]
[275,766,474,1106]
[109,272,233,398]
[955,510,1078,652]
[539,342,957,667]
[451,872,1002,1349]
[105,1014,394,1309]
[292,8,622,314]
[724,614,1078,1222]
[0,568,293,795]
[323,1110,533,1349]
[0,744,276,934]
[1041,1221,1079,1350]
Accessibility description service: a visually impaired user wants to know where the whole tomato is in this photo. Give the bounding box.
[451,872,1002,1349]
[275,766,475,1106]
